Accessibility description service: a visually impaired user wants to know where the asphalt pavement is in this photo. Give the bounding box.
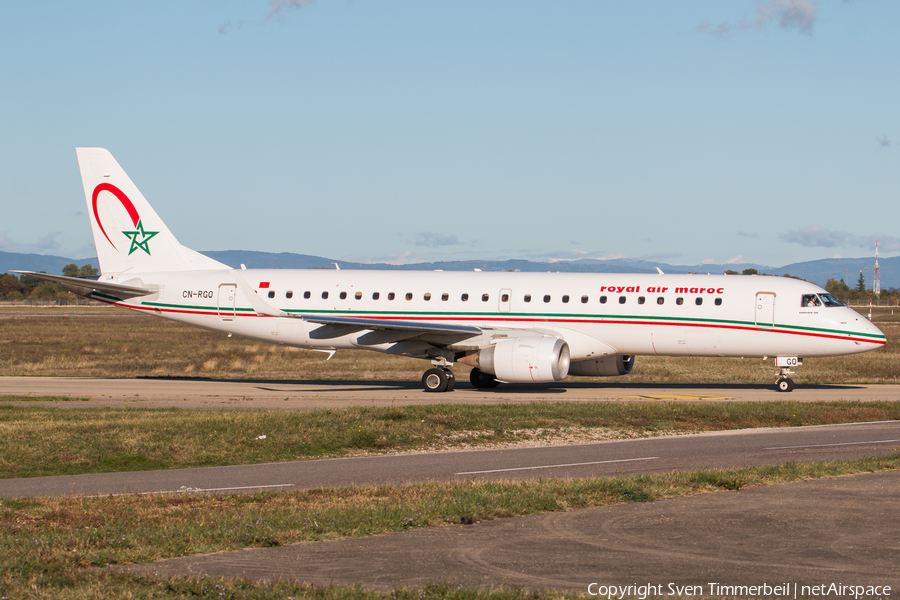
[2,420,898,498]
[2,376,900,410]
[126,470,900,593]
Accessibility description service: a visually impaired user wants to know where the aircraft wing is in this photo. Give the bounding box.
[299,314,482,336]
[10,270,158,296]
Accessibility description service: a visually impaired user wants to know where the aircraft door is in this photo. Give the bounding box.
[217,284,237,322]
[499,288,512,313]
[755,292,775,329]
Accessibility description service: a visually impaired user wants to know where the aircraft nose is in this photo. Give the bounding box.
[860,317,886,343]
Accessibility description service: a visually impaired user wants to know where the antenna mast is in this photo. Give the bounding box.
[873,240,881,295]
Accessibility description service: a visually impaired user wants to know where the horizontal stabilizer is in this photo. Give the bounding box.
[11,271,158,296]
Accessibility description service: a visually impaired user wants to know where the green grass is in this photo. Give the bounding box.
[1,456,898,599]
[2,401,899,478]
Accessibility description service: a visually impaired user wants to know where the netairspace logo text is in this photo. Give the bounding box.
[586,582,892,599]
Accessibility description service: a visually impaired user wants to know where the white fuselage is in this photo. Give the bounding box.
[93,269,885,364]
[62,148,886,391]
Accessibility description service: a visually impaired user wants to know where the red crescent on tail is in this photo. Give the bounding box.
[92,183,140,250]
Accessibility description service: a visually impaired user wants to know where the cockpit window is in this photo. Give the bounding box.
[819,293,844,307]
[801,294,822,308]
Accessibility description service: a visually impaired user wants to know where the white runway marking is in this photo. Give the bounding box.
[94,483,296,497]
[764,439,900,450]
[455,456,659,475]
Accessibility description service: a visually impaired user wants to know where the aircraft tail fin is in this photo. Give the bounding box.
[76,148,229,274]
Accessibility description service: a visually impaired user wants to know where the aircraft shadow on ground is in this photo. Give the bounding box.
[136,376,865,393]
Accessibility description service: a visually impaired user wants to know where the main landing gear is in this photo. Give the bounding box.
[420,361,500,393]
[469,368,500,389]
[422,367,455,393]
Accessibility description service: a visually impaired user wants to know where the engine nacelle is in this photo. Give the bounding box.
[568,355,635,377]
[475,336,570,383]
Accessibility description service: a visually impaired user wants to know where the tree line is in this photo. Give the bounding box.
[823,275,900,306]
[724,268,899,306]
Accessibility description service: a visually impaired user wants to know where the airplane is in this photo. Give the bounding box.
[15,148,886,393]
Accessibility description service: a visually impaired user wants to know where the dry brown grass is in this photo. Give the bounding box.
[1,305,898,384]
[0,305,429,380]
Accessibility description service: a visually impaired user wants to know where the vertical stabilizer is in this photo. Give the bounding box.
[76,148,229,274]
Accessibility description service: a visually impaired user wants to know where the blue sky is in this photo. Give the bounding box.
[0,0,896,267]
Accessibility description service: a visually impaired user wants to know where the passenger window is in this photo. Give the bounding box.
[441,293,449,301]
[268,290,275,299]
[322,291,329,299]
[581,296,589,304]
[801,294,822,308]
[461,293,469,301]
[286,291,293,299]
[524,294,532,303]
[373,292,380,300]
[637,296,645,305]
[406,293,413,301]
[618,296,626,304]
[339,291,347,300]
[676,297,683,305]
[543,295,551,303]
[562,295,570,303]
[657,297,664,305]
[696,297,703,306]
[355,292,362,300]
[715,298,722,306]
[482,294,489,302]
[501,294,509,302]
[303,291,311,299]
[388,292,395,300]
[424,293,431,301]
[599,295,607,304]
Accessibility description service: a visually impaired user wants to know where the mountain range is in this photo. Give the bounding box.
[1,249,891,290]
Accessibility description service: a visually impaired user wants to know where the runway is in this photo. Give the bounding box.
[126,470,900,592]
[2,376,900,410]
[2,420,898,498]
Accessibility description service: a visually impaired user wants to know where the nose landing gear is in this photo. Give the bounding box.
[775,375,795,392]
[774,357,801,392]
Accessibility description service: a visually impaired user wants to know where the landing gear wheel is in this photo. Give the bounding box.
[775,377,795,392]
[442,368,455,391]
[422,367,450,393]
[469,368,500,389]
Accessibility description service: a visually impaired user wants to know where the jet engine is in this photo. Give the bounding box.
[568,355,635,377]
[463,336,570,383]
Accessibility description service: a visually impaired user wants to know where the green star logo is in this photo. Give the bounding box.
[121,219,159,256]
